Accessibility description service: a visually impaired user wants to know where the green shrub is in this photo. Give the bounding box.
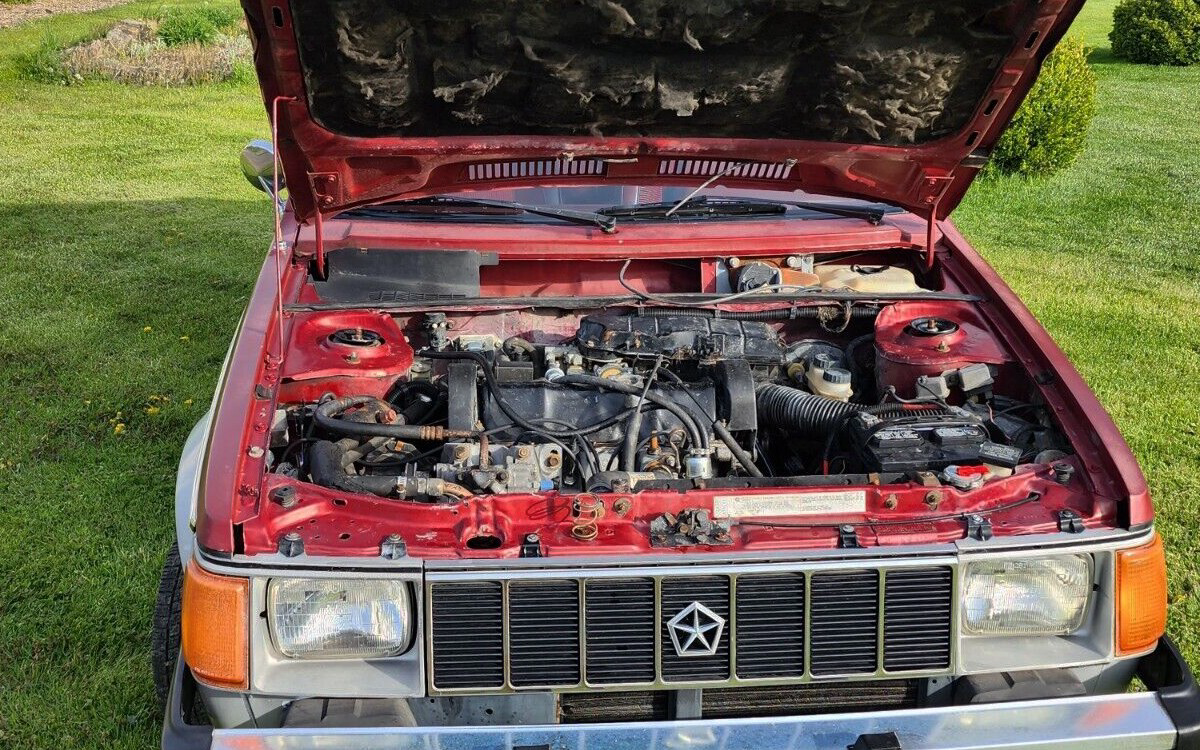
[986,37,1097,178]
[13,37,69,85]
[157,5,241,48]
[1110,0,1200,65]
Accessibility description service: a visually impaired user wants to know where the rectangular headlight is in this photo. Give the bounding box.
[267,579,412,659]
[963,555,1092,636]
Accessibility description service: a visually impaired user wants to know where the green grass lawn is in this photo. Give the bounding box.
[0,1,1197,748]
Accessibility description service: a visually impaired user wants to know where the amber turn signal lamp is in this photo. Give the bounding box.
[1116,533,1168,655]
[182,559,249,689]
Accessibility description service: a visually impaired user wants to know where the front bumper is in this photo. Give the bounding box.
[167,637,1200,750]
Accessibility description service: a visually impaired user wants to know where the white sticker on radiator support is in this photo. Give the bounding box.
[712,490,866,518]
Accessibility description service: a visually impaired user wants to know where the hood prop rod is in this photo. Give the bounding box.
[269,95,296,362]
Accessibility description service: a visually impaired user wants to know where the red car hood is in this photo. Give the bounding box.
[243,0,1084,222]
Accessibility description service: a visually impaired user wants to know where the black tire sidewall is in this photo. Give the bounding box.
[151,542,183,709]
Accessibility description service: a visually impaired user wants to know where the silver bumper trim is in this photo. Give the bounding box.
[209,692,1177,750]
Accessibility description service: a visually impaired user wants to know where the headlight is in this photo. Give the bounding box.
[963,555,1092,636]
[267,579,412,659]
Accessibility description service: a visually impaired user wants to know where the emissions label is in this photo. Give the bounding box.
[712,490,866,518]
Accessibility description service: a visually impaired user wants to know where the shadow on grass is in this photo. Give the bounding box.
[1088,45,1118,64]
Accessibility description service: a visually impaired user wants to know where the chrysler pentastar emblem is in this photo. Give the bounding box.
[667,601,725,657]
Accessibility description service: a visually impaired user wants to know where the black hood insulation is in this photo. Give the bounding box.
[290,0,1027,145]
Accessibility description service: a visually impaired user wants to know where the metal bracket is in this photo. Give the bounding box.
[380,533,407,560]
[838,523,862,548]
[965,514,993,541]
[849,731,903,750]
[1057,509,1086,534]
[519,533,543,558]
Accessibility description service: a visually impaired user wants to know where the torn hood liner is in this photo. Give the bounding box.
[244,0,1085,222]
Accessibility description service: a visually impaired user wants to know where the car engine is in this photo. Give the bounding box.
[274,302,1066,501]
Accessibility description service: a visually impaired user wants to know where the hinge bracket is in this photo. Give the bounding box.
[1057,509,1086,534]
[965,514,994,541]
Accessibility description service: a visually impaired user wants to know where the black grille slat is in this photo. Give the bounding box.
[736,574,805,678]
[430,566,953,692]
[702,680,918,719]
[509,581,581,687]
[884,567,953,672]
[809,571,879,676]
[586,578,656,684]
[430,583,504,689]
[660,576,731,682]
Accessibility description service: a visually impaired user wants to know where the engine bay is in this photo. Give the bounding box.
[267,257,1072,509]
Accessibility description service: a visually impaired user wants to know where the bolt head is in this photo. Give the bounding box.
[271,486,298,508]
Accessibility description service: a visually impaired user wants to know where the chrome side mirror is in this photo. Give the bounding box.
[241,139,285,195]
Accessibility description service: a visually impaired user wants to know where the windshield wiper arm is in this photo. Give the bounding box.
[600,197,787,219]
[599,196,889,225]
[345,196,617,233]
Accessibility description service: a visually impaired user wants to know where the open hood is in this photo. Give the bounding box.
[242,0,1085,222]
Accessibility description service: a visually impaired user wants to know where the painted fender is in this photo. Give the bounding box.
[175,411,212,567]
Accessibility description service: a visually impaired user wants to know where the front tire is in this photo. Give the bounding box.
[152,542,184,709]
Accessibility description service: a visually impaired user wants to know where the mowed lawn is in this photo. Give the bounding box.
[0,0,1197,748]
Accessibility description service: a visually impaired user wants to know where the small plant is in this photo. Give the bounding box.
[1110,0,1200,65]
[986,36,1097,178]
[157,4,241,48]
[13,37,68,85]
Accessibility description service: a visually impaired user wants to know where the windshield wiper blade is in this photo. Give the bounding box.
[599,196,889,225]
[600,198,787,218]
[345,196,617,233]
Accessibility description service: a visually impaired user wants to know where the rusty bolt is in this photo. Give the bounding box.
[545,452,561,469]
[516,446,531,460]
[343,352,360,364]
[883,493,898,510]
[247,445,265,459]
[727,256,742,268]
[613,498,632,516]
[271,486,298,509]
[453,444,470,461]
[936,341,950,353]
[924,490,943,510]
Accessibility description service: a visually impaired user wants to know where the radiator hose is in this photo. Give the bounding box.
[308,438,473,499]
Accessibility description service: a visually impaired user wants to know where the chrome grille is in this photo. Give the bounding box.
[427,564,955,693]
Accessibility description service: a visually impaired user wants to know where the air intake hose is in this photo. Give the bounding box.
[756,384,951,438]
[755,384,862,437]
